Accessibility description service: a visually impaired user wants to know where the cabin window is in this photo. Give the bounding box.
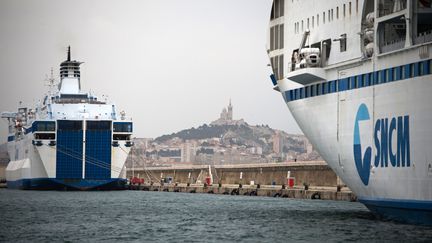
[275,26,279,50]
[270,27,275,50]
[328,10,331,22]
[317,83,321,95]
[34,133,55,140]
[305,86,310,98]
[337,34,347,52]
[363,74,369,86]
[387,68,394,82]
[279,24,284,48]
[349,2,352,15]
[356,0,358,13]
[312,16,314,28]
[349,77,355,89]
[301,20,304,31]
[113,122,133,133]
[387,69,393,82]
[336,7,339,19]
[381,70,387,83]
[414,62,420,77]
[33,121,56,132]
[271,0,285,20]
[278,55,284,80]
[307,18,310,29]
[317,14,319,26]
[403,65,410,79]
[357,75,363,88]
[421,60,430,75]
[343,4,346,17]
[331,9,334,21]
[323,12,326,24]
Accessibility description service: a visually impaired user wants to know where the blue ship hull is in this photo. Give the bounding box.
[360,198,432,225]
[7,178,127,191]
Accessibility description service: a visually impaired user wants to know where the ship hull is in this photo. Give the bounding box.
[283,74,432,224]
[7,178,127,190]
[5,121,131,191]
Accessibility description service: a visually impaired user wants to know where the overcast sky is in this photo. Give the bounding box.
[0,0,301,142]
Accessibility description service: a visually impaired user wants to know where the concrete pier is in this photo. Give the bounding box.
[128,183,357,202]
[128,161,339,187]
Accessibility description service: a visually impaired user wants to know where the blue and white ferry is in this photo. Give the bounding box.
[1,47,133,190]
[267,0,432,224]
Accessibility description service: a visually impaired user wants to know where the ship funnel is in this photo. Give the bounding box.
[59,46,83,94]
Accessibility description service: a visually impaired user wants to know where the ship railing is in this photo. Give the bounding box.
[380,38,405,53]
[414,30,432,45]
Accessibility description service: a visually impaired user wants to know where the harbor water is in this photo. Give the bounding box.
[0,190,431,242]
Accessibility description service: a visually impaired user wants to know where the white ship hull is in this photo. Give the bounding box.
[5,130,130,190]
[283,74,432,223]
[267,0,432,224]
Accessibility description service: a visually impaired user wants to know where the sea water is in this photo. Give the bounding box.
[0,190,431,242]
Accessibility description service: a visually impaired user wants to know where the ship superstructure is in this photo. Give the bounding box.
[1,47,133,190]
[267,0,432,224]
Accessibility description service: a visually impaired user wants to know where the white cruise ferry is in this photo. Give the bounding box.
[1,47,133,190]
[267,0,432,224]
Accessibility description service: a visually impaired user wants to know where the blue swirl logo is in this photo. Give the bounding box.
[353,104,372,186]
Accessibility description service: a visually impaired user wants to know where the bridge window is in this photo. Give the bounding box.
[114,122,133,133]
[33,121,56,132]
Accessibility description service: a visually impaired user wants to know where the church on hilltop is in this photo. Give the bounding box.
[210,99,246,126]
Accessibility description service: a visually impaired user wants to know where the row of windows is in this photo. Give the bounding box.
[113,122,133,133]
[271,55,284,81]
[294,0,358,34]
[270,0,284,20]
[32,121,56,132]
[285,60,432,102]
[270,24,284,51]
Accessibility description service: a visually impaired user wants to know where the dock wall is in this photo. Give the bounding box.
[128,161,338,187]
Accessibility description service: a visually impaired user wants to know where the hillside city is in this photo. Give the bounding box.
[126,101,322,168]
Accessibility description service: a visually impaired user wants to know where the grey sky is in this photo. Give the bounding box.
[0,0,301,142]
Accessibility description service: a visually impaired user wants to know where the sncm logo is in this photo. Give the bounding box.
[353,104,410,186]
